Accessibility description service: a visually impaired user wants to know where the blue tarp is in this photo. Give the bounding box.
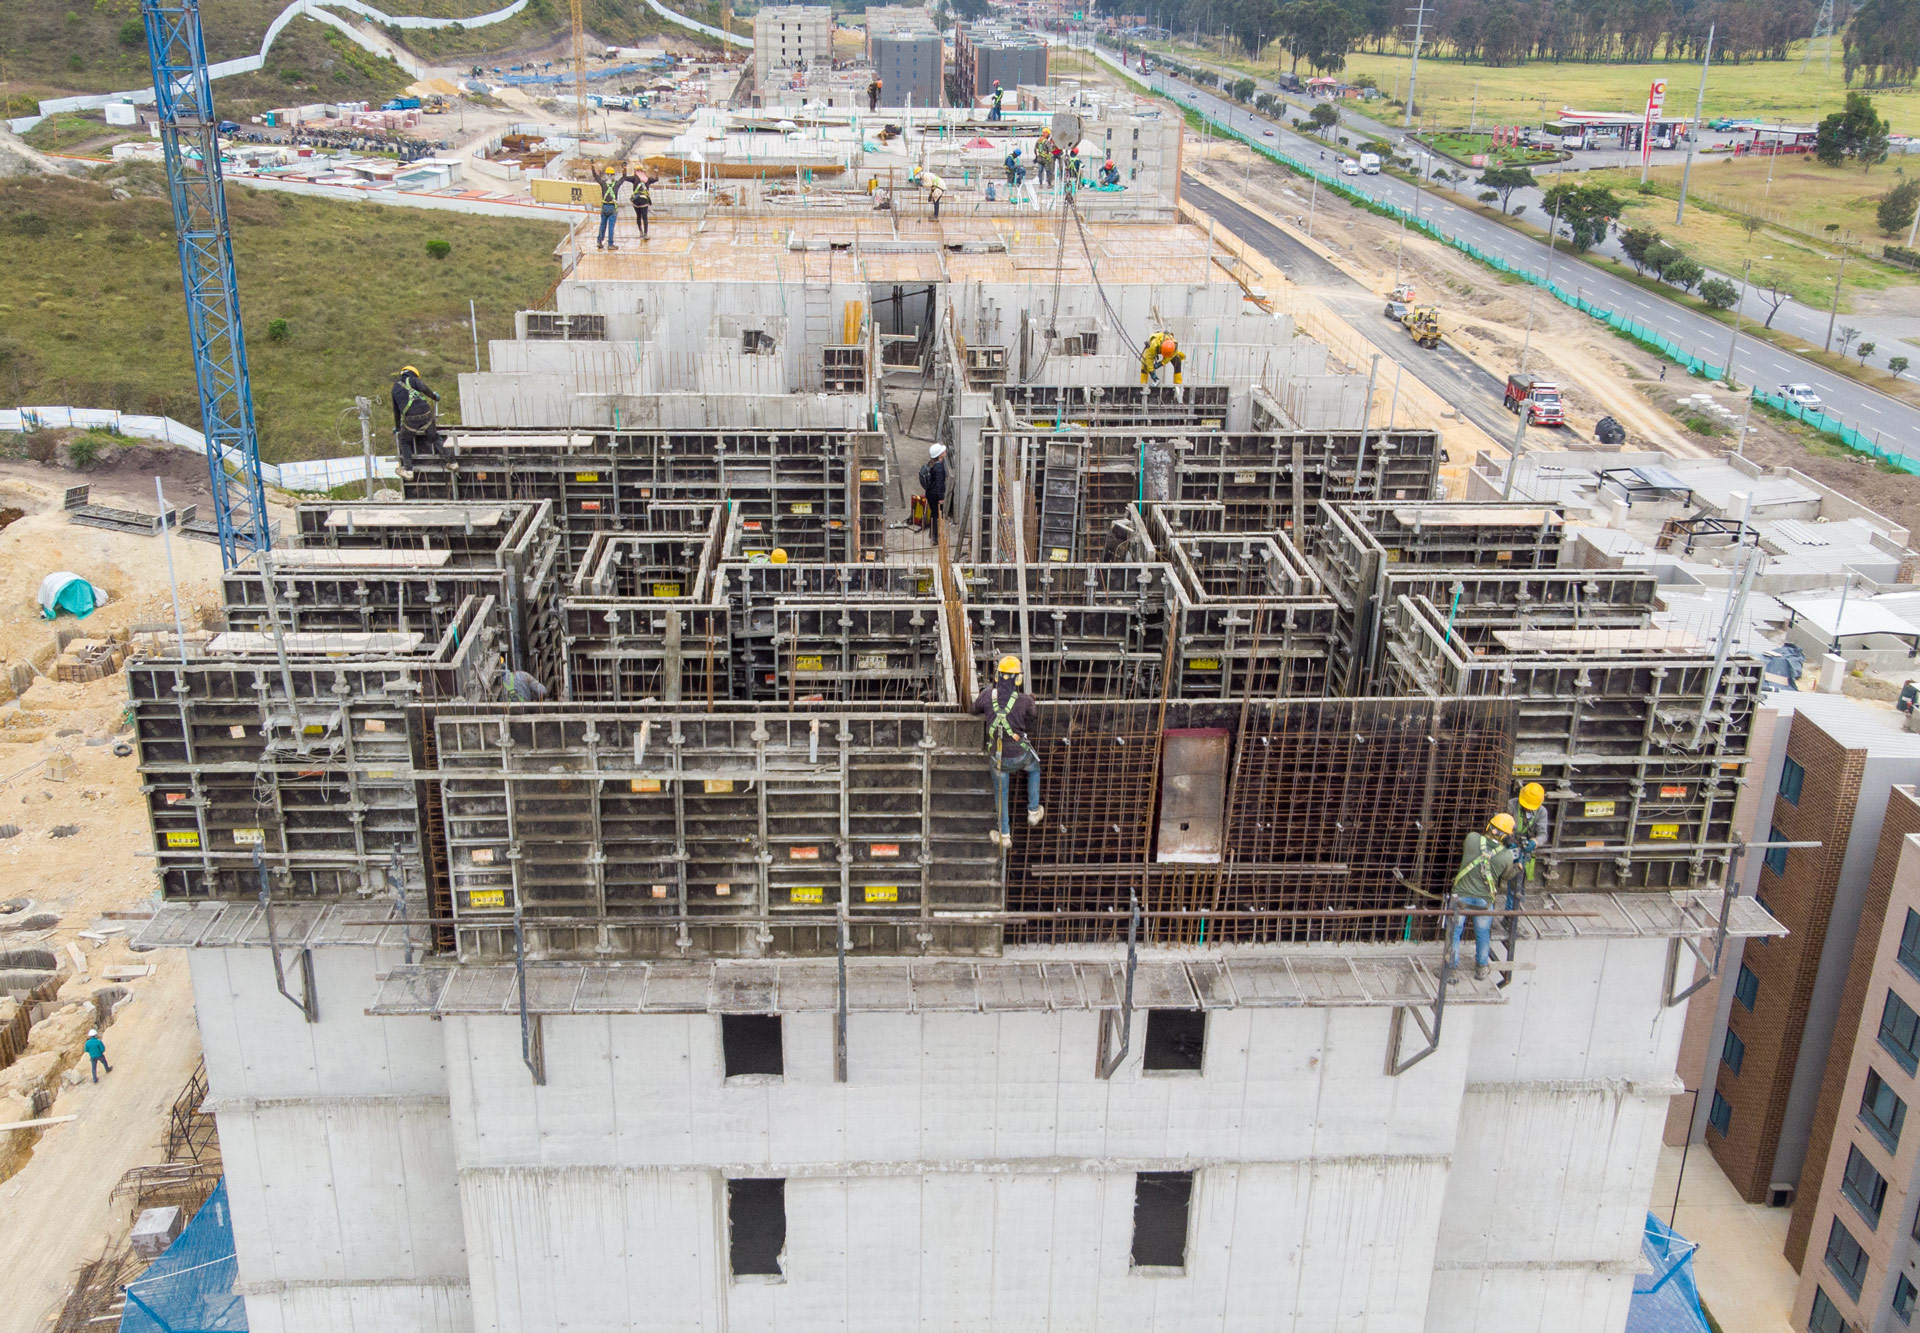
[1627,1212,1712,1333]
[119,1180,247,1333]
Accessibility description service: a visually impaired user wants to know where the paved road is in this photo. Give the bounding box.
[1087,44,1920,458]
[1182,176,1517,444]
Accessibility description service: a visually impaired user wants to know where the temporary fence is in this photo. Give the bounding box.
[119,1179,245,1333]
[1751,391,1920,475]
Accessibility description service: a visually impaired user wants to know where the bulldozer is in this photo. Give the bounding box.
[1394,303,1441,349]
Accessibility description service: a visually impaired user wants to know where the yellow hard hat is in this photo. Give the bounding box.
[400,365,419,376]
[1488,812,1517,837]
[770,547,789,564]
[1517,782,1545,811]
[997,655,1022,677]
[604,164,617,174]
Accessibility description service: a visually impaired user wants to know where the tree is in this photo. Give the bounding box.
[1858,340,1878,364]
[1837,324,1860,357]
[1664,256,1705,292]
[1699,277,1739,309]
[1230,77,1257,102]
[1758,272,1793,327]
[1278,0,1356,73]
[1845,0,1920,86]
[1619,226,1663,273]
[1310,101,1339,136]
[1643,241,1684,280]
[1892,356,1911,378]
[1879,178,1920,236]
[119,18,146,46]
[1816,92,1891,172]
[1476,164,1533,215]
[1539,182,1624,251]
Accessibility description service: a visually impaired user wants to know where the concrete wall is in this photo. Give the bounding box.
[191,947,471,1332]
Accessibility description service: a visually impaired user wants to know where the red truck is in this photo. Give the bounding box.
[1504,373,1565,427]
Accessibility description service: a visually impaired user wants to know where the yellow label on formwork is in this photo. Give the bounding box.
[1512,763,1542,778]
[631,778,662,793]
[1584,801,1616,818]
[790,886,825,904]
[791,501,813,514]
[650,583,682,598]
[856,653,888,671]
[1650,824,1680,840]
[1048,548,1070,563]
[859,469,880,483]
[1187,658,1221,671]
[795,655,824,672]
[864,885,899,903]
[1234,471,1257,485]
[468,889,507,909]
[574,472,600,482]
[704,779,735,794]
[165,831,200,849]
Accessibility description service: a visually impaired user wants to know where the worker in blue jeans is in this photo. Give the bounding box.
[595,166,621,250]
[1450,812,1517,982]
[975,655,1044,850]
[85,1028,112,1081]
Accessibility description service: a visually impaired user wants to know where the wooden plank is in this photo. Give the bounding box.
[0,1115,78,1131]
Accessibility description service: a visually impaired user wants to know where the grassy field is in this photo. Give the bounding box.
[1143,36,1920,137]
[1426,131,1557,165]
[1596,155,1916,244]
[0,170,567,463]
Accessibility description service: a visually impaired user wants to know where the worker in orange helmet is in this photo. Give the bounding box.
[1139,331,1183,385]
[868,76,882,112]
[1098,157,1120,186]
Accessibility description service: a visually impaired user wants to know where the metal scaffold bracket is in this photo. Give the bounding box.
[253,849,317,1023]
[1095,891,1140,1079]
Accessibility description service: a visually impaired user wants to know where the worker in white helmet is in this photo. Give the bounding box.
[975,654,1042,849]
[917,443,950,543]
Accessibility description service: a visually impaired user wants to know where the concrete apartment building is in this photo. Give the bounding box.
[1700,697,1920,1211]
[1792,797,1920,1332]
[866,5,943,108]
[752,4,831,92]
[953,21,1049,102]
[127,103,1796,1332]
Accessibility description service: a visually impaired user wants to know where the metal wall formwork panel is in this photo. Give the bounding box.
[556,521,729,704]
[1176,429,1441,539]
[225,501,564,676]
[730,602,956,706]
[401,430,886,573]
[1382,594,1759,892]
[429,706,1001,961]
[1312,500,1567,571]
[130,597,503,901]
[1006,696,1514,947]
[997,382,1232,428]
[958,563,1175,702]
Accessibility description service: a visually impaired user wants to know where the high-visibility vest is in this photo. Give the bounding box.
[986,687,1028,764]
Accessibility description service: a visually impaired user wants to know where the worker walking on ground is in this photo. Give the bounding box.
[1139,331,1183,385]
[1504,781,1550,909]
[85,1028,111,1082]
[392,365,443,476]
[596,165,621,250]
[989,81,1004,122]
[621,167,652,239]
[1451,812,1517,982]
[918,442,949,542]
[498,663,549,703]
[868,77,882,112]
[975,655,1043,849]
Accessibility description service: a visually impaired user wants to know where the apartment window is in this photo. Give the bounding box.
[1825,1217,1869,1299]
[1722,1029,1746,1077]
[1863,1069,1908,1152]
[1708,1090,1733,1138]
[1780,756,1806,805]
[1841,1145,1889,1228]
[1765,824,1789,877]
[1810,1286,1847,1333]
[722,1014,784,1078]
[1882,991,1920,1075]
[1897,1274,1918,1323]
[728,1178,786,1277]
[1143,1010,1206,1073]
[1735,963,1760,1012]
[1902,909,1920,982]
[1131,1171,1193,1269]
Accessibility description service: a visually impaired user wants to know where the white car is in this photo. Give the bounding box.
[1779,383,1823,409]
[1340,159,1361,176]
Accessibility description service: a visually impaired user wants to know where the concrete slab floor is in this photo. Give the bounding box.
[1652,1141,1799,1333]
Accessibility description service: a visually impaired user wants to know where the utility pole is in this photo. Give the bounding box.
[1824,240,1850,352]
[1517,190,1564,374]
[1675,23,1713,225]
[1468,81,1479,135]
[1723,255,1758,389]
[1402,0,1431,129]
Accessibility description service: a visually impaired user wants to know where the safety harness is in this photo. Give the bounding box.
[1452,835,1501,899]
[985,685,1032,770]
[600,176,620,206]
[399,378,436,431]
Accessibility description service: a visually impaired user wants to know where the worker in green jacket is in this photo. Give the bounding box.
[1504,781,1550,907]
[1451,812,1517,982]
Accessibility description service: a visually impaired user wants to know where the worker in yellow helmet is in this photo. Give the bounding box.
[1505,781,1550,905]
[391,364,442,478]
[974,653,1042,849]
[596,164,622,251]
[1139,331,1183,385]
[769,547,789,564]
[1451,810,1517,982]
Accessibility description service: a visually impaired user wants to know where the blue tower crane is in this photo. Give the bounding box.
[140,0,272,568]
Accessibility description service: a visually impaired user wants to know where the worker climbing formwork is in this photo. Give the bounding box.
[974,655,1043,850]
[1139,331,1183,385]
[1450,811,1517,982]
[392,365,444,477]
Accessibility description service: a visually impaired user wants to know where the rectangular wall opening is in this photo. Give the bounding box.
[723,1013,785,1078]
[1142,1009,1206,1073]
[1131,1171,1194,1269]
[728,1177,787,1277]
